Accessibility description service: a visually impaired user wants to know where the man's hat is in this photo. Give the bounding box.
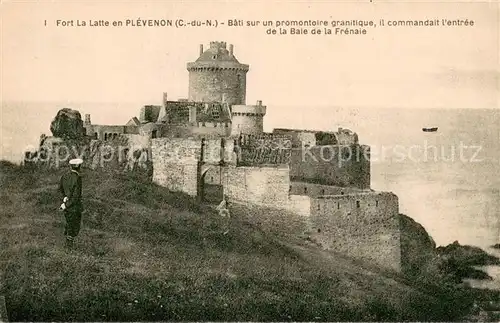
[69,158,83,165]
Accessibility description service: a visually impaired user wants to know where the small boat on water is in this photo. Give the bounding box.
[422,127,438,132]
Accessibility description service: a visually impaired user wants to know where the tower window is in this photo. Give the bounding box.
[356,201,360,208]
[321,189,325,195]
[376,200,379,207]
[304,187,307,194]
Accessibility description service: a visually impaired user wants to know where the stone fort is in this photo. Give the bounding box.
[82,41,413,273]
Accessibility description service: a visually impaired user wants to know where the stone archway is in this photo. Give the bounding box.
[199,165,224,203]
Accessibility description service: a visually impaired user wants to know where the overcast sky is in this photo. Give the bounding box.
[2,1,499,110]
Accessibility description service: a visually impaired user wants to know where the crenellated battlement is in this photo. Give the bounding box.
[186,64,250,72]
[209,41,227,49]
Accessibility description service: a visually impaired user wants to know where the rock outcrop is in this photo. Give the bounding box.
[436,241,500,282]
[399,215,500,283]
[438,241,500,267]
[399,214,440,279]
[50,108,86,140]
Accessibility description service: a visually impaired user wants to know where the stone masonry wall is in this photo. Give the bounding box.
[33,135,152,173]
[289,144,370,189]
[237,134,292,166]
[272,129,317,148]
[85,124,139,141]
[309,192,401,272]
[151,138,202,196]
[160,124,228,138]
[191,123,230,137]
[223,166,291,206]
[231,113,264,136]
[290,181,368,197]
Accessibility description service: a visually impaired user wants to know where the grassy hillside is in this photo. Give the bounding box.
[0,161,481,321]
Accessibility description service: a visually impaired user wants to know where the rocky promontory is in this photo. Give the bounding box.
[437,241,500,282]
[398,214,500,284]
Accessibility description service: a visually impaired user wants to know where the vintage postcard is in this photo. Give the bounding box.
[1,0,499,321]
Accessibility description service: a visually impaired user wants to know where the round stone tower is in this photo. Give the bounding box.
[187,41,249,106]
[230,100,267,135]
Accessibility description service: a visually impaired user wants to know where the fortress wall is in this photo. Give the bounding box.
[193,123,230,136]
[198,121,230,128]
[151,137,202,161]
[309,192,401,272]
[297,132,317,147]
[151,138,202,196]
[159,125,194,138]
[34,135,152,173]
[238,147,292,166]
[222,139,238,165]
[223,166,290,206]
[238,133,291,144]
[121,134,151,162]
[237,134,292,166]
[272,129,317,147]
[152,162,199,196]
[161,124,230,138]
[85,125,139,140]
[122,134,150,149]
[287,194,312,217]
[272,130,301,147]
[138,123,163,137]
[231,114,264,135]
[188,69,246,106]
[203,138,224,164]
[201,138,238,166]
[290,181,367,197]
[289,144,370,189]
[314,132,339,146]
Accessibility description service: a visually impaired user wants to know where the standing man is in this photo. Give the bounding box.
[216,195,231,235]
[59,158,84,249]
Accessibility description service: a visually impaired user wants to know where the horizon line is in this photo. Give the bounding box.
[1,100,498,111]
